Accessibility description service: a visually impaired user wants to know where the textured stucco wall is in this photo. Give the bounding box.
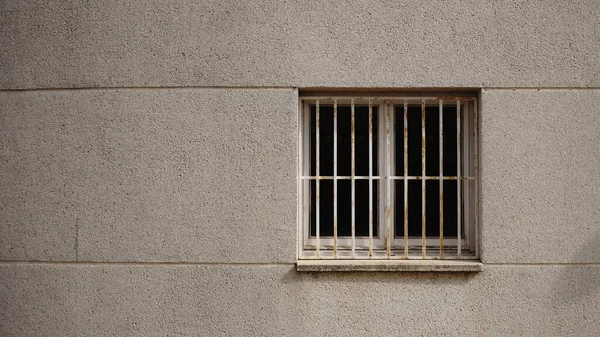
[1,1,599,336]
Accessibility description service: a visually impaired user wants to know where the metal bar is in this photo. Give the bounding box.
[457,99,462,256]
[462,101,471,255]
[315,100,320,257]
[385,100,391,258]
[368,100,373,258]
[300,100,307,259]
[439,99,444,258]
[393,176,474,180]
[333,99,338,258]
[421,99,426,258]
[300,96,478,101]
[299,253,478,261]
[403,99,408,258]
[474,100,479,258]
[303,176,380,180]
[301,176,474,180]
[351,99,356,257]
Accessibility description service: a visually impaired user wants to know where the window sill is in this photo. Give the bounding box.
[296,259,483,272]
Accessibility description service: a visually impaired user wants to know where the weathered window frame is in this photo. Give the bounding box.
[297,92,481,271]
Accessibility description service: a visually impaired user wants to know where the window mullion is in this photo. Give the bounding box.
[378,101,386,250]
[385,100,392,258]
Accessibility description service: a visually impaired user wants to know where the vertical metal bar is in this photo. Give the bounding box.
[303,102,311,258]
[457,99,462,256]
[368,100,373,258]
[462,102,471,253]
[439,99,444,258]
[351,99,356,257]
[315,100,320,257]
[403,99,408,258]
[421,99,426,258]
[474,100,479,258]
[385,100,391,258]
[333,99,338,258]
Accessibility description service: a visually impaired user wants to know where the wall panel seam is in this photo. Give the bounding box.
[3,87,600,93]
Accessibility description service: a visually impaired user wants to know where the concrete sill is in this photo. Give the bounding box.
[296,260,483,272]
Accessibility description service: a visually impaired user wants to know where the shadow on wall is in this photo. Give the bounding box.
[543,227,600,335]
[551,226,600,302]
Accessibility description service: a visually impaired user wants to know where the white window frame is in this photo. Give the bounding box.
[298,94,479,261]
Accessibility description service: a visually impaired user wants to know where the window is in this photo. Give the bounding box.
[298,93,479,263]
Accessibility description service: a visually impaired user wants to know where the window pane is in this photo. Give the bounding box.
[303,96,474,257]
[394,105,404,177]
[407,179,421,237]
[337,107,351,177]
[356,180,378,237]
[425,107,440,177]
[443,180,458,238]
[393,180,405,238]
[310,105,334,177]
[355,106,378,177]
[407,106,421,176]
[336,180,352,236]
[309,176,379,237]
[443,105,458,176]
[309,179,333,236]
[425,180,440,236]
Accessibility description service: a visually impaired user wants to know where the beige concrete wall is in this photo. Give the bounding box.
[1,1,599,336]
[0,89,298,263]
[1,0,599,89]
[1,264,599,337]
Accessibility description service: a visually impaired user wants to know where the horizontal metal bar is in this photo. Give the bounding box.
[301,176,475,180]
[299,252,478,260]
[303,176,382,180]
[300,96,477,101]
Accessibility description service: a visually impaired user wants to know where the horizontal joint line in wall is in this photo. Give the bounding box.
[1,260,599,266]
[0,86,297,93]
[3,86,600,93]
[0,260,296,266]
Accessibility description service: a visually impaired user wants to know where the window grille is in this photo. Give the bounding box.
[298,94,478,260]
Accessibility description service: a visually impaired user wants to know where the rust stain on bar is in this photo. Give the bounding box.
[333,99,338,258]
[316,99,320,257]
[386,100,391,258]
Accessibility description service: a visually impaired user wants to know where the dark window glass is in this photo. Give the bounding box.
[309,102,462,240]
[309,104,379,237]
